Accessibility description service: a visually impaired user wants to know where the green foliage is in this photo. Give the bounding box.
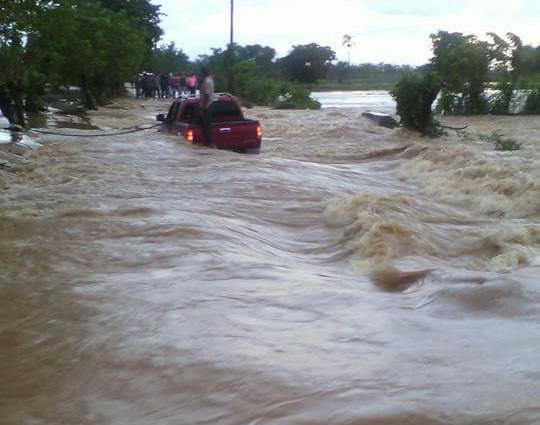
[488,82,514,114]
[36,2,148,107]
[431,31,490,114]
[273,84,321,110]
[480,131,522,151]
[0,0,51,124]
[150,42,189,73]
[324,62,417,87]
[279,43,336,84]
[22,68,46,112]
[523,90,540,113]
[241,77,281,105]
[197,44,277,82]
[5,0,540,125]
[391,71,441,136]
[0,0,159,118]
[234,44,277,77]
[99,0,162,47]
[194,45,319,109]
[485,33,523,114]
[431,31,540,115]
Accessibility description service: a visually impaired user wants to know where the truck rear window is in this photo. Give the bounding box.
[211,101,241,118]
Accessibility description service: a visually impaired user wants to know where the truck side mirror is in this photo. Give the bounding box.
[156,113,166,122]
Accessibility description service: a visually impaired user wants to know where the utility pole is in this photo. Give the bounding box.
[229,0,234,48]
[226,0,235,93]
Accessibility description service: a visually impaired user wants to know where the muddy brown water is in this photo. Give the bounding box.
[1,97,539,424]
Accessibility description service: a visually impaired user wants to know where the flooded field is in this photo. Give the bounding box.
[1,93,539,424]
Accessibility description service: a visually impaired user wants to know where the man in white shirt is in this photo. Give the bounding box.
[200,67,215,147]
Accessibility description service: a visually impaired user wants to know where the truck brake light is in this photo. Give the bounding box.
[186,129,194,142]
[256,125,262,138]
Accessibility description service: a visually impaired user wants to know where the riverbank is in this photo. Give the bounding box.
[0,128,41,189]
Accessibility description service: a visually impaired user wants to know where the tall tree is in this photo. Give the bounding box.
[280,43,336,84]
[31,0,148,108]
[150,42,189,73]
[0,0,51,125]
[99,0,162,48]
[342,34,355,67]
[431,31,490,114]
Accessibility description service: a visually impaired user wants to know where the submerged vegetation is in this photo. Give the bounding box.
[480,131,523,151]
[523,90,540,114]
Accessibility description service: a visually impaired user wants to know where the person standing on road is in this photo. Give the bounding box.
[199,67,215,147]
[159,73,170,98]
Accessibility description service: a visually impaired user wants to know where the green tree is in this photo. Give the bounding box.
[279,43,336,84]
[342,34,355,67]
[391,70,441,136]
[150,42,189,73]
[485,32,531,114]
[1,0,159,120]
[0,0,50,125]
[431,31,490,114]
[99,0,162,48]
[31,0,148,108]
[235,44,277,76]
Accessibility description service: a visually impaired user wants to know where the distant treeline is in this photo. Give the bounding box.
[108,42,418,108]
[317,63,418,90]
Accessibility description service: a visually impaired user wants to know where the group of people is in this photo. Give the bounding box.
[133,67,215,146]
[133,71,198,99]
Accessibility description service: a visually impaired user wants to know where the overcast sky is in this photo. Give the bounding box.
[153,0,540,65]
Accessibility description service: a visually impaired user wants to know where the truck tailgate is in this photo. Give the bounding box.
[212,120,260,149]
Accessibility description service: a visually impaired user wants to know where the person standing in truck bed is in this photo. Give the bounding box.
[187,73,197,95]
[199,67,215,147]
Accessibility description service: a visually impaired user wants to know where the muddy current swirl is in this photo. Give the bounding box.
[1,95,539,424]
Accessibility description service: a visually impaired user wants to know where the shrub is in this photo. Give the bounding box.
[480,130,522,151]
[488,82,514,115]
[435,89,464,114]
[523,90,540,114]
[391,72,441,136]
[242,78,281,105]
[234,76,320,109]
[273,83,320,109]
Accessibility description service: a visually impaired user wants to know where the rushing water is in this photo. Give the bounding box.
[312,90,396,113]
[1,94,539,425]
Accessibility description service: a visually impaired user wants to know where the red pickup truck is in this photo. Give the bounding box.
[156,93,262,154]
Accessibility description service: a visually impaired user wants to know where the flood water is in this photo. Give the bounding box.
[1,93,539,424]
[312,90,396,112]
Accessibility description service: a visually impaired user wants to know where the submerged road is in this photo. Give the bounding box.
[1,96,539,424]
